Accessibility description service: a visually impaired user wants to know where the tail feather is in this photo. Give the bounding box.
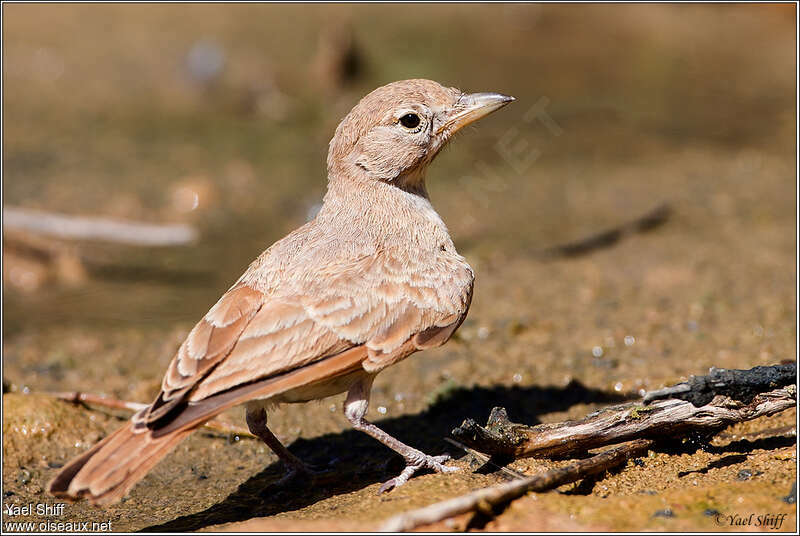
[74,422,143,493]
[48,430,120,498]
[47,345,368,505]
[48,422,192,505]
[89,427,192,505]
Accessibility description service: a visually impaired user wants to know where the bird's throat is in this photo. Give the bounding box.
[393,166,430,199]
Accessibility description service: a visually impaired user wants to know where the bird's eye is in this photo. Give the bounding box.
[399,113,421,130]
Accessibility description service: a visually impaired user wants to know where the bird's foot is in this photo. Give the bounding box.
[378,452,459,493]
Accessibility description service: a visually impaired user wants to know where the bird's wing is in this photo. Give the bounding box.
[140,248,473,425]
[304,248,474,373]
[140,284,267,424]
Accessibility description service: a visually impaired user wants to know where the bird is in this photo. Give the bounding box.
[48,79,514,505]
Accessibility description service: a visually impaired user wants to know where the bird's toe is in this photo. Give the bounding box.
[376,452,458,494]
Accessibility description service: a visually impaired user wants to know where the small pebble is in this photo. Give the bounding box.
[737,468,754,481]
[624,335,635,346]
[18,468,32,485]
[653,508,674,518]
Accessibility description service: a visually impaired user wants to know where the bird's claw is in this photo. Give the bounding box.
[378,453,459,494]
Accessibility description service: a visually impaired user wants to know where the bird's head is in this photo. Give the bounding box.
[327,79,514,194]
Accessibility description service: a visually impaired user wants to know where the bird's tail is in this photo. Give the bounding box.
[47,421,192,506]
[48,345,369,505]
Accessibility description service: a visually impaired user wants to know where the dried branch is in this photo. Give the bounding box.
[40,390,255,438]
[452,386,795,459]
[643,363,796,406]
[385,363,796,531]
[452,363,796,458]
[443,438,527,481]
[379,439,654,532]
[536,203,671,259]
[49,391,148,412]
[3,206,198,246]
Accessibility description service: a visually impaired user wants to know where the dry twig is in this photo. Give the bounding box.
[380,439,654,532]
[385,363,796,530]
[49,391,148,412]
[443,438,527,481]
[452,363,796,458]
[4,206,198,246]
[41,390,255,438]
[452,387,795,459]
[536,203,671,259]
[643,363,796,406]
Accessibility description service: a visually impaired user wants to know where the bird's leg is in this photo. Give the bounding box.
[245,405,313,484]
[344,375,458,493]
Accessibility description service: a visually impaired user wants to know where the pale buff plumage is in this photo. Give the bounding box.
[48,79,513,504]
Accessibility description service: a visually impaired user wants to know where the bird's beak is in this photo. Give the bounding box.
[438,92,515,134]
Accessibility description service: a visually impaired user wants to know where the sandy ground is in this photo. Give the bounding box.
[3,4,796,532]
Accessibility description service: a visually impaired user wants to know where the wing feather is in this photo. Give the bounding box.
[139,247,473,427]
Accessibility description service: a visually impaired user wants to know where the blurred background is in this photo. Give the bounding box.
[2,4,796,531]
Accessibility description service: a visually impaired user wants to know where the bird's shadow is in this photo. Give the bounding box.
[144,381,628,532]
